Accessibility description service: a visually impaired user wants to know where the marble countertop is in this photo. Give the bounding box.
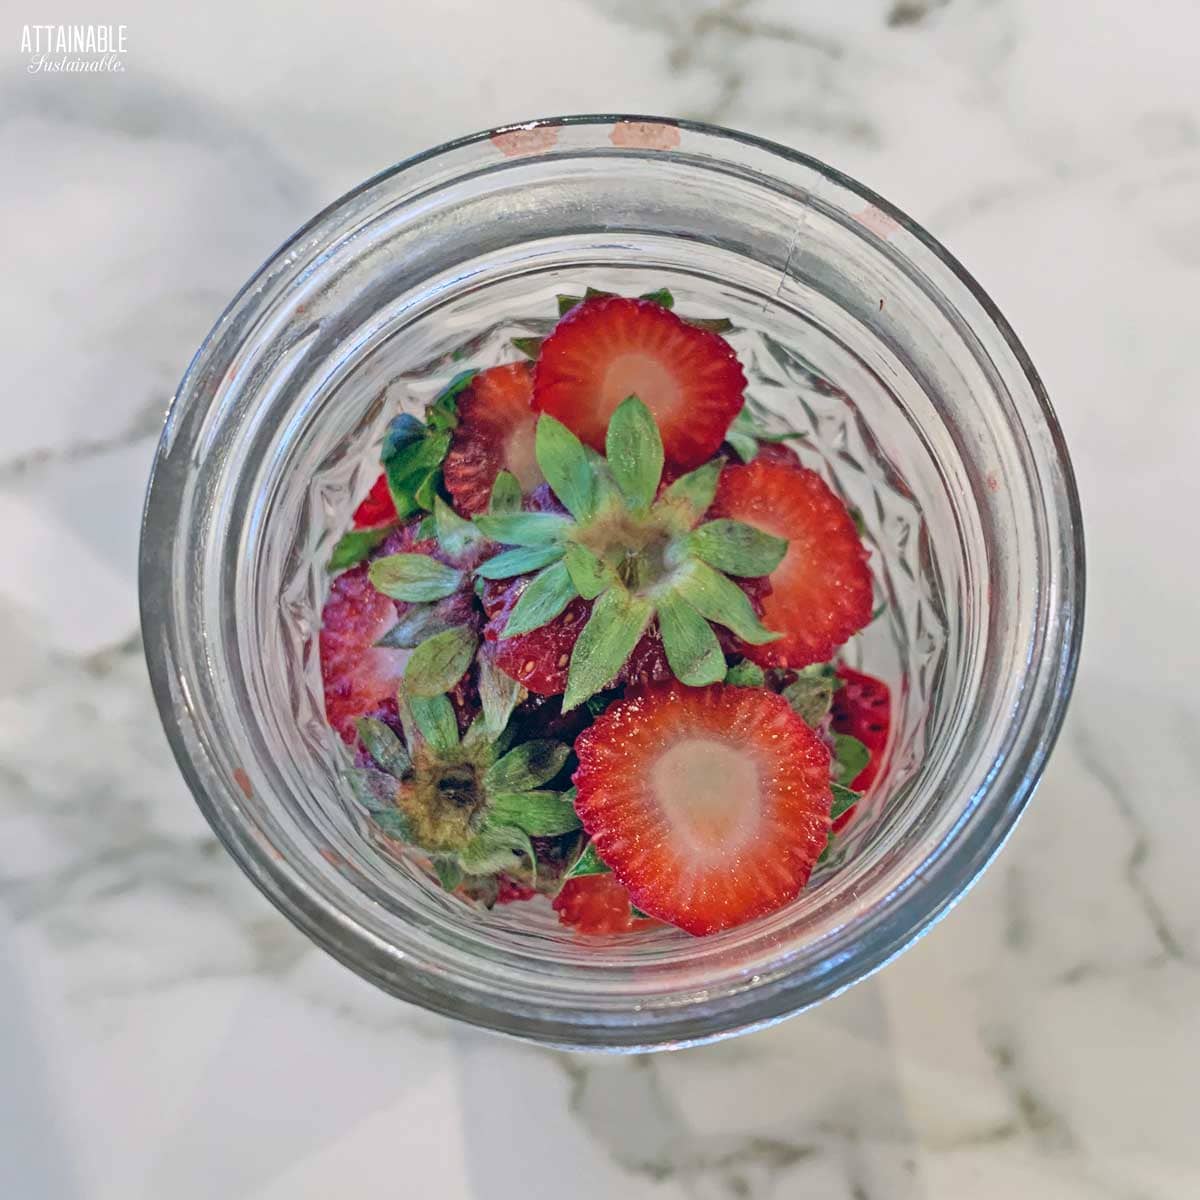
[3,1,1199,1196]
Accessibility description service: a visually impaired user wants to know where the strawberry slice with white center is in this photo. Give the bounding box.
[443,362,542,514]
[533,296,746,470]
[712,456,873,668]
[572,683,832,935]
[319,563,405,742]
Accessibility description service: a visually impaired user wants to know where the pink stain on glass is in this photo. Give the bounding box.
[491,125,559,157]
[609,120,682,150]
[854,205,901,240]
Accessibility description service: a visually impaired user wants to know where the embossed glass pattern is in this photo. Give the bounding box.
[140,117,1083,1050]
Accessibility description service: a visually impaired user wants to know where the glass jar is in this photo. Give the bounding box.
[140,115,1084,1051]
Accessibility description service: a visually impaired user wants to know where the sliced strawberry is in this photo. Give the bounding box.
[321,517,483,742]
[572,683,832,935]
[319,563,405,742]
[712,457,872,669]
[553,873,658,935]
[533,296,746,470]
[830,666,891,830]
[495,875,537,905]
[352,472,397,529]
[443,362,542,515]
[481,581,588,695]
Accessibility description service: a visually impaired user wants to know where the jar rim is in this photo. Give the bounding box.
[140,114,1085,1050]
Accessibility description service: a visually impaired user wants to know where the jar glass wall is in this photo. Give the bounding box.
[140,116,1084,1050]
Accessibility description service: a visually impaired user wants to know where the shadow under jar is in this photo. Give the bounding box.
[140,115,1084,1051]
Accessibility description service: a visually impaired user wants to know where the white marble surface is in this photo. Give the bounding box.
[3,1,1199,1196]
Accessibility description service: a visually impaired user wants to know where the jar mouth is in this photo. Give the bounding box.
[139,114,1085,1051]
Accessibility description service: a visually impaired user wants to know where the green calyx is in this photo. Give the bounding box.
[782,662,841,727]
[724,403,808,464]
[471,396,788,710]
[380,371,472,519]
[345,651,580,892]
[328,373,475,574]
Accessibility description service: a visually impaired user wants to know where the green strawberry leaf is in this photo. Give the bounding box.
[413,467,444,513]
[688,519,787,577]
[670,560,780,645]
[427,369,475,432]
[354,718,411,777]
[656,590,726,686]
[375,603,455,649]
[372,808,417,840]
[581,446,624,511]
[407,692,459,753]
[474,543,565,580]
[565,841,611,880]
[488,790,582,836]
[585,692,619,719]
[726,431,757,463]
[606,395,664,512]
[380,412,427,462]
[381,413,453,519]
[511,336,543,360]
[563,541,613,599]
[639,287,675,309]
[535,414,595,522]
[478,652,526,738]
[433,496,481,557]
[830,781,861,821]
[460,824,536,878]
[485,739,572,792]
[556,293,584,316]
[433,858,464,892]
[500,560,579,638]
[725,406,807,463]
[724,659,766,688]
[404,626,478,697]
[369,553,463,602]
[833,733,870,785]
[757,430,809,444]
[327,526,391,572]
[344,767,398,814]
[684,315,734,334]
[656,461,722,529]
[473,511,571,546]
[563,587,653,711]
[782,663,839,726]
[488,470,523,514]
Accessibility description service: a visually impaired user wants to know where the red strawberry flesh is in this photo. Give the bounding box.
[352,472,397,529]
[712,457,873,668]
[830,665,891,830]
[443,362,541,515]
[572,683,832,935]
[534,296,746,470]
[553,872,657,935]
[319,563,406,743]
